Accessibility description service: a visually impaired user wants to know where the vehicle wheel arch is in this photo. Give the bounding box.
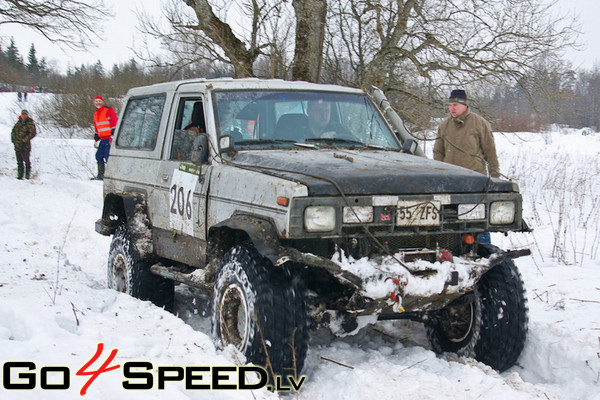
[207,214,360,294]
[208,214,283,267]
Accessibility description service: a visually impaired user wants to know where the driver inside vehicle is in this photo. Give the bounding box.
[306,100,351,139]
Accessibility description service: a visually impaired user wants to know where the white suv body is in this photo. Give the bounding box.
[97,78,530,380]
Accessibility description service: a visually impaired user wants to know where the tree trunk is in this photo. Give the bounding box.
[184,0,257,78]
[292,0,327,82]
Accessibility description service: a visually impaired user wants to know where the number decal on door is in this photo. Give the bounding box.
[169,169,198,235]
[170,184,192,220]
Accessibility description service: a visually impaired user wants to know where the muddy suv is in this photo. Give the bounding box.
[96,78,530,380]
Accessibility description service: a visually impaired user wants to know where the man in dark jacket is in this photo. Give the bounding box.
[11,109,37,180]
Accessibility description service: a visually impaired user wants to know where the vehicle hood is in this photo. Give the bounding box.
[231,149,516,196]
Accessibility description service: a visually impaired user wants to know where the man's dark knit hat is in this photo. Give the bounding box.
[449,89,468,105]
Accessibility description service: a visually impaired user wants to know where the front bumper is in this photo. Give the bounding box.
[275,246,531,316]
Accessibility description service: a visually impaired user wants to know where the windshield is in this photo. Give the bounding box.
[212,90,401,150]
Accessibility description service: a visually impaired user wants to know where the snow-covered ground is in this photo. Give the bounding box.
[1,93,599,399]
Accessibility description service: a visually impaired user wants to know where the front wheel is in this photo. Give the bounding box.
[427,259,528,371]
[107,224,174,310]
[212,244,308,381]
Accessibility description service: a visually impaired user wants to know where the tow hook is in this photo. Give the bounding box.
[385,275,408,312]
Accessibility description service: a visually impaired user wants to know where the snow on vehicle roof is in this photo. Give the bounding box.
[126,77,366,96]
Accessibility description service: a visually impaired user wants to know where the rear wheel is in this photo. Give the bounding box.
[107,224,174,310]
[212,243,308,381]
[427,259,528,371]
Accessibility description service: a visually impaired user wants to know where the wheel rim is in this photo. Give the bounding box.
[441,302,474,343]
[113,254,128,293]
[219,284,249,349]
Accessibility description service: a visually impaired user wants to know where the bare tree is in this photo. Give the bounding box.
[0,0,110,50]
[140,0,578,119]
[139,0,329,81]
[138,0,293,79]
[322,0,580,125]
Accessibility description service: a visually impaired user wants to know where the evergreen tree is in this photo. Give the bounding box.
[5,38,23,69]
[27,44,40,77]
[92,60,104,78]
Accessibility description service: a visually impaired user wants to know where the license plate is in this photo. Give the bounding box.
[396,200,441,226]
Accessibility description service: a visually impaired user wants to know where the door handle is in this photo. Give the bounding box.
[162,174,169,181]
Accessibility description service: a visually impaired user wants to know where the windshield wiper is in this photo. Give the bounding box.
[235,139,298,145]
[305,137,366,147]
[362,143,388,150]
[306,138,394,151]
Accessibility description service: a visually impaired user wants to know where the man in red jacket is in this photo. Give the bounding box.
[92,95,118,180]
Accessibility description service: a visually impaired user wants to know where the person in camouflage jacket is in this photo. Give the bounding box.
[11,109,37,179]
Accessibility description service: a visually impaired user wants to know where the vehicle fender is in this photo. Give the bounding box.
[210,214,283,265]
[99,193,144,228]
[98,192,153,259]
[210,214,364,289]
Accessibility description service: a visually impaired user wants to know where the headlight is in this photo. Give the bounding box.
[304,206,336,232]
[343,206,373,223]
[458,204,485,220]
[490,201,515,225]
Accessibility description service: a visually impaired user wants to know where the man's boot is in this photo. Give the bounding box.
[17,165,23,180]
[97,162,105,180]
[25,165,31,180]
[91,163,104,180]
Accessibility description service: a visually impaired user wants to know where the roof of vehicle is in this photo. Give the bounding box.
[126,77,366,97]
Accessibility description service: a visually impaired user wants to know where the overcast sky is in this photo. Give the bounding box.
[552,0,600,69]
[1,0,599,73]
[1,0,164,72]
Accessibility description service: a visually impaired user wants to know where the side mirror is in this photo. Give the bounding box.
[218,134,235,154]
[402,139,418,154]
[191,134,209,165]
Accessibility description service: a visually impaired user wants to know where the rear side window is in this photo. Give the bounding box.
[117,94,166,149]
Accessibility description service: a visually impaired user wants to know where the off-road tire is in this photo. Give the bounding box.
[212,243,308,381]
[427,258,528,371]
[107,224,174,310]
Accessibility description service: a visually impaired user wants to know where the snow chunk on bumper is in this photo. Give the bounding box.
[332,251,489,312]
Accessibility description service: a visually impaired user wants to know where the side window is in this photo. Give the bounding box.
[117,94,166,149]
[170,98,206,161]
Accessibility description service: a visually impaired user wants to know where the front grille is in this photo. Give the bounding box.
[287,233,458,262]
[379,234,455,253]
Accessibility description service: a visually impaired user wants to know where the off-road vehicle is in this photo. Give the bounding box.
[96,78,530,381]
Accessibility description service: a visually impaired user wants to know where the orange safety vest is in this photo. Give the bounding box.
[94,106,114,140]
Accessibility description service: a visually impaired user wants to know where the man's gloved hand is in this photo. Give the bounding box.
[94,133,100,141]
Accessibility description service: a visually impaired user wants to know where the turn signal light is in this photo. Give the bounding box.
[462,234,475,245]
[277,197,289,207]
